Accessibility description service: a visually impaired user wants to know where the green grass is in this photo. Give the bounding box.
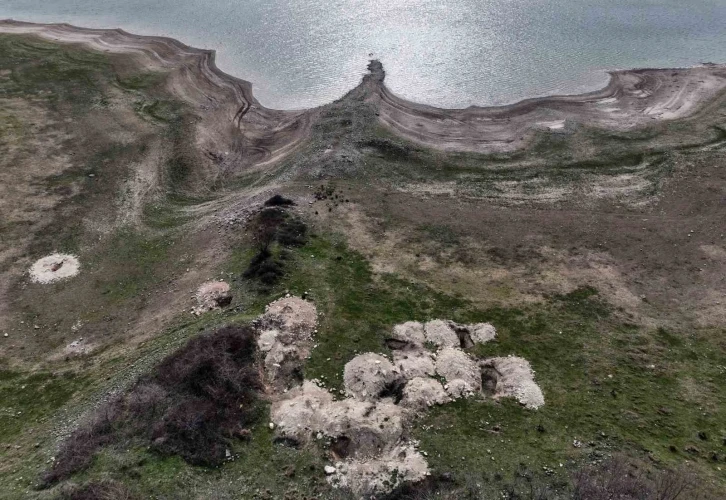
[95,228,175,302]
[12,226,722,498]
[0,370,89,441]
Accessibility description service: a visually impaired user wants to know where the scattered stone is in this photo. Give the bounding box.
[257,330,279,352]
[324,465,337,475]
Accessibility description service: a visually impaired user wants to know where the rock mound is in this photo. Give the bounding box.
[257,296,317,389]
[192,281,232,315]
[343,353,402,402]
[263,311,542,497]
[423,320,459,347]
[480,356,545,409]
[400,377,450,410]
[393,348,435,380]
[328,444,428,497]
[435,347,482,397]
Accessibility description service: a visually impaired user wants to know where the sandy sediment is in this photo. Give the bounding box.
[3,21,726,157]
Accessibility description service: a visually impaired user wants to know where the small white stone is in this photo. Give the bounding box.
[324,465,337,475]
[269,422,275,430]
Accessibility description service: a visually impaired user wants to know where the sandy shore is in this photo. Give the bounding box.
[3,20,726,156]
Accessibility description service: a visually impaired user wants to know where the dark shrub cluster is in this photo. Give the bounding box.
[43,326,261,486]
[264,194,295,207]
[243,206,307,286]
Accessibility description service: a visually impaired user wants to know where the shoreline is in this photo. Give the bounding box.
[3,20,726,155]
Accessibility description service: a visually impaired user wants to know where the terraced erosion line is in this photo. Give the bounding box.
[0,20,317,171]
[3,20,726,159]
[363,60,726,153]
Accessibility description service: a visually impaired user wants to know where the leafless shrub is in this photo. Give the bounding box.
[42,325,262,486]
[58,479,138,500]
[573,456,706,500]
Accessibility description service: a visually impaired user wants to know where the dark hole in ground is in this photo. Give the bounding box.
[385,338,411,350]
[215,294,232,308]
[273,437,300,449]
[481,366,500,396]
[452,324,474,349]
[379,378,407,404]
[330,436,352,459]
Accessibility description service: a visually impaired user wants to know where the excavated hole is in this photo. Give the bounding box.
[379,378,407,403]
[481,366,501,396]
[273,436,300,449]
[330,436,352,459]
[385,338,411,350]
[215,294,232,307]
[452,325,475,349]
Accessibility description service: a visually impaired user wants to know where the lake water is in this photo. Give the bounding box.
[2,0,726,110]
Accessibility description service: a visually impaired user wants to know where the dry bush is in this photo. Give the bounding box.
[572,456,707,500]
[244,207,306,286]
[58,479,138,500]
[43,325,262,486]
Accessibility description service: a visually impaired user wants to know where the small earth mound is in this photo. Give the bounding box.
[435,347,482,398]
[393,348,435,380]
[192,281,232,315]
[260,296,317,343]
[29,253,80,284]
[390,321,426,347]
[257,296,317,388]
[423,320,459,348]
[328,444,429,497]
[468,323,497,344]
[271,381,405,458]
[343,353,402,401]
[400,377,450,410]
[480,356,545,409]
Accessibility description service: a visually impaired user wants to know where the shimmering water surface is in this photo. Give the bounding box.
[3,1,726,109]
